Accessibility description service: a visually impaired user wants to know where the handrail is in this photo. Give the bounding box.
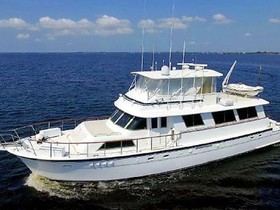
[0,115,268,158]
[24,116,266,145]
[0,133,19,151]
[8,116,109,132]
[18,132,176,145]
[0,116,109,155]
[0,115,265,146]
[35,116,107,126]
[2,130,178,158]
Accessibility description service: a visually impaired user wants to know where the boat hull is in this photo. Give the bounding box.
[18,129,280,181]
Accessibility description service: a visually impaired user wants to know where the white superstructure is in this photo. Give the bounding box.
[1,62,280,181]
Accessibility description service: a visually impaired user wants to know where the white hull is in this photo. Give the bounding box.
[18,129,280,181]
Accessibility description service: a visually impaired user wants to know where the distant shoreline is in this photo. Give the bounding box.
[0,51,279,55]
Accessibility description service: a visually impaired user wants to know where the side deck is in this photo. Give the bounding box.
[1,115,280,161]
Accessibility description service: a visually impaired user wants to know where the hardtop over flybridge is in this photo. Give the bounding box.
[1,61,280,181]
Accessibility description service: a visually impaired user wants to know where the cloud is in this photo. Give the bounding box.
[138,20,157,33]
[269,18,280,23]
[0,16,133,40]
[39,16,91,29]
[158,18,188,29]
[1,15,207,40]
[38,15,132,37]
[38,17,91,39]
[0,17,37,30]
[182,16,206,22]
[138,16,206,33]
[94,15,133,36]
[16,33,30,39]
[138,19,157,33]
[244,32,252,37]
[212,13,232,24]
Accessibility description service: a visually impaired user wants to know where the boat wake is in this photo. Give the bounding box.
[24,172,188,209]
[25,173,133,200]
[24,170,190,207]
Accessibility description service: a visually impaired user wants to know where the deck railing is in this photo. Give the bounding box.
[0,116,108,151]
[22,132,180,158]
[0,116,180,158]
[0,115,266,158]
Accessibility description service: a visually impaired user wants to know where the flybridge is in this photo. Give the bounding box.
[127,63,223,103]
[132,63,223,79]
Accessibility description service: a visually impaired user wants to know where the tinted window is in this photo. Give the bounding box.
[111,109,123,123]
[99,140,134,150]
[152,118,157,129]
[248,107,258,118]
[237,107,258,120]
[161,117,167,128]
[212,110,236,124]
[182,114,204,127]
[126,117,147,130]
[116,113,133,128]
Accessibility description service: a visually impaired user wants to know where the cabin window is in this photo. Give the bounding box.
[99,140,134,150]
[161,117,167,128]
[110,109,123,123]
[116,113,133,128]
[110,109,147,130]
[212,110,236,124]
[237,107,258,120]
[126,117,147,130]
[152,118,158,129]
[189,65,195,70]
[182,114,204,127]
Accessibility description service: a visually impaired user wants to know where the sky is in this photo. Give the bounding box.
[0,0,280,52]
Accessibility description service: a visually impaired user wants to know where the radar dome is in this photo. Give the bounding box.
[161,65,170,76]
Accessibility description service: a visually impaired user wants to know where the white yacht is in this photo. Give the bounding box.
[1,61,280,181]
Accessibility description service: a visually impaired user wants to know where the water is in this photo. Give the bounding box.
[1,52,280,209]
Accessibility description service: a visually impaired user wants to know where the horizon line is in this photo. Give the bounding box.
[0,51,279,54]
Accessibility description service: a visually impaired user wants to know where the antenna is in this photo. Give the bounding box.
[168,0,175,70]
[140,0,147,71]
[258,65,262,86]
[151,43,155,71]
[182,40,186,64]
[180,41,186,99]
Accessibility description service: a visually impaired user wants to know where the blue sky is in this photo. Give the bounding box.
[0,0,280,52]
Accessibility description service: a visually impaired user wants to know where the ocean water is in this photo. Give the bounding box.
[0,52,280,209]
